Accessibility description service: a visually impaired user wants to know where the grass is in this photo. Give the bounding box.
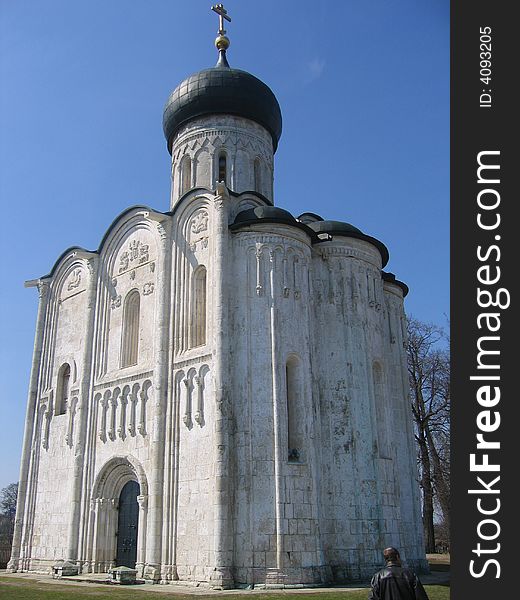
[0,576,449,600]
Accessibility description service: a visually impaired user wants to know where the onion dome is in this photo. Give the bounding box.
[307,219,390,267]
[162,7,282,154]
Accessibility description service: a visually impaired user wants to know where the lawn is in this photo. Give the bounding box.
[0,576,449,600]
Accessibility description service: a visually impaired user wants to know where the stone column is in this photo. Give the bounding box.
[66,256,98,565]
[137,387,147,436]
[7,278,50,572]
[194,375,204,425]
[118,389,128,439]
[268,249,285,575]
[209,183,234,589]
[128,387,137,436]
[91,498,103,572]
[136,494,148,578]
[143,214,171,581]
[182,377,192,428]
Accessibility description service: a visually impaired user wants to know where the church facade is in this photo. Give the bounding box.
[9,8,426,587]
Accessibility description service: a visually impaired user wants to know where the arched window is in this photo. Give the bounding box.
[286,355,303,462]
[254,158,262,193]
[373,362,390,458]
[218,152,227,184]
[56,363,71,416]
[190,266,207,348]
[181,155,192,195]
[121,290,140,368]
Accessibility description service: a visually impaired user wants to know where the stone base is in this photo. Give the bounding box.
[6,558,18,573]
[108,566,138,584]
[53,561,80,578]
[143,563,161,582]
[209,566,234,589]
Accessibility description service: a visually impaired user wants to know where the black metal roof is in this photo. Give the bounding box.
[307,220,390,267]
[162,60,283,154]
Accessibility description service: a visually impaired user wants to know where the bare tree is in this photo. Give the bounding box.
[0,482,18,546]
[407,318,450,553]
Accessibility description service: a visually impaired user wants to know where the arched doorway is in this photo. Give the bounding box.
[88,455,148,575]
[116,480,139,567]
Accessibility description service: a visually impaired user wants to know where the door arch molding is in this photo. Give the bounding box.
[88,455,148,575]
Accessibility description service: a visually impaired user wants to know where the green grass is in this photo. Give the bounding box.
[0,576,449,600]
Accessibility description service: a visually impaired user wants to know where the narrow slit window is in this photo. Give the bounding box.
[254,158,262,193]
[373,362,390,458]
[286,356,303,462]
[190,266,207,348]
[181,156,192,195]
[121,290,140,367]
[218,153,227,183]
[56,363,71,416]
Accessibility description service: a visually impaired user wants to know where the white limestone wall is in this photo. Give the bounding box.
[11,190,426,585]
[383,283,427,571]
[229,223,327,585]
[164,192,218,582]
[310,237,389,580]
[170,115,274,208]
[18,257,93,571]
[95,224,159,380]
[85,210,170,578]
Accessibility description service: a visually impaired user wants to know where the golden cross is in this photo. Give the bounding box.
[211,4,231,35]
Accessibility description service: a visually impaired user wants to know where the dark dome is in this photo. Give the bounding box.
[163,62,282,154]
[230,205,317,238]
[308,220,363,236]
[382,271,409,297]
[232,206,297,227]
[308,220,389,267]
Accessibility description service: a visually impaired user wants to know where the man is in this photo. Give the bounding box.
[368,547,430,600]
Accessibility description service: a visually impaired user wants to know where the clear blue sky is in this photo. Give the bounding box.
[0,0,448,490]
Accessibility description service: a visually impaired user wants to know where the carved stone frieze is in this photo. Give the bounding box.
[119,240,150,274]
[191,211,208,234]
[67,269,82,291]
[110,295,121,310]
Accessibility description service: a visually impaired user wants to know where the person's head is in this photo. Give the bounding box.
[383,547,401,565]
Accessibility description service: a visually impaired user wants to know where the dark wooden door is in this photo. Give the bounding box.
[116,480,139,567]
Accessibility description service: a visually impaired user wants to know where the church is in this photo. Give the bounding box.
[8,4,427,587]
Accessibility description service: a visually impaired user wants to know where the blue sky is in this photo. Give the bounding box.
[0,0,448,490]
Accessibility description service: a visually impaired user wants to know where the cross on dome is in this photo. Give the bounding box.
[211,3,231,35]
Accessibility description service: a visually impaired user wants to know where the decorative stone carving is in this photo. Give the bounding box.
[119,252,129,273]
[40,396,52,450]
[110,295,121,310]
[65,396,78,447]
[97,381,150,442]
[98,395,107,442]
[119,240,150,273]
[255,248,263,296]
[193,376,203,426]
[143,282,154,296]
[191,211,208,234]
[38,281,49,299]
[67,269,82,291]
[182,378,193,429]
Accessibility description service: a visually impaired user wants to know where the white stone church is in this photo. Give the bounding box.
[9,6,427,587]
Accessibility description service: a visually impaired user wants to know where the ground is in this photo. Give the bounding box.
[0,555,450,599]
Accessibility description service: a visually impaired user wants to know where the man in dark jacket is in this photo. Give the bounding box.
[368,547,429,600]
